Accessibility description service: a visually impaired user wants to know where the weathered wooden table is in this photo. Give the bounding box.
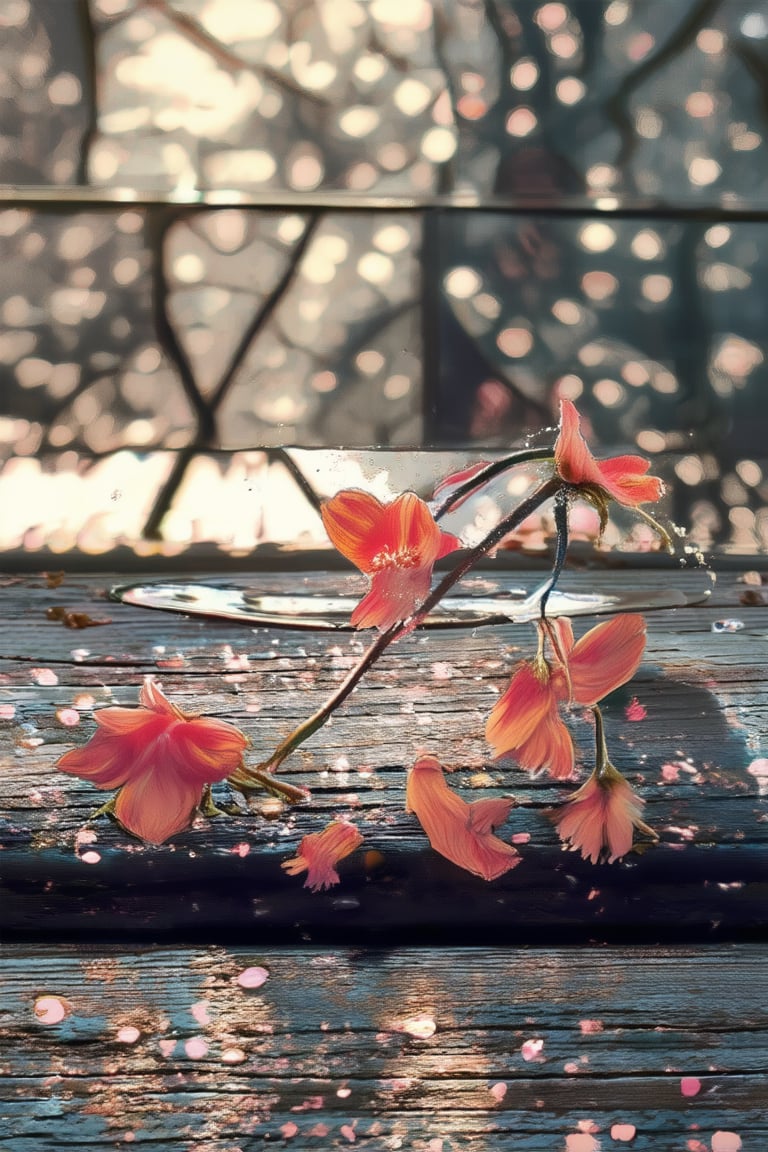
[1,567,766,1150]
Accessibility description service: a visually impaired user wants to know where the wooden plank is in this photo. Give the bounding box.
[0,570,766,941]
[0,945,765,1150]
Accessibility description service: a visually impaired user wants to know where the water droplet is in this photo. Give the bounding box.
[711,619,744,633]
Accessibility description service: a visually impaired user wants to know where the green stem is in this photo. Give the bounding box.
[245,475,562,780]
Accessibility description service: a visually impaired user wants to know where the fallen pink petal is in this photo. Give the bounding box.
[236,966,269,989]
[624,697,648,721]
[282,820,363,891]
[406,755,520,880]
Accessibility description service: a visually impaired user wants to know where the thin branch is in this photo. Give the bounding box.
[604,0,721,183]
[74,0,99,186]
[147,210,215,441]
[247,475,561,777]
[142,444,197,540]
[431,5,458,194]
[207,214,321,418]
[141,209,215,537]
[267,448,324,517]
[433,447,555,519]
[138,0,332,107]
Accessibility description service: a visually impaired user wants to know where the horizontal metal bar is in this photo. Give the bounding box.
[3,184,768,221]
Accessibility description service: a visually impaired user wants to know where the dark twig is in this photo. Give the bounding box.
[538,486,570,618]
[142,445,197,540]
[138,0,332,106]
[605,0,720,183]
[74,0,99,186]
[142,210,215,537]
[267,449,325,517]
[248,475,561,776]
[207,214,321,418]
[433,447,555,519]
[146,210,215,441]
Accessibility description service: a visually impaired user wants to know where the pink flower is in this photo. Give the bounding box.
[57,678,248,844]
[281,820,363,891]
[486,614,646,779]
[406,755,520,880]
[321,490,460,630]
[554,763,656,863]
[555,398,664,508]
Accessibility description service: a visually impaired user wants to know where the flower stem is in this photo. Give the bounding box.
[238,475,563,785]
[227,762,313,803]
[252,625,398,775]
[414,476,562,624]
[537,486,570,619]
[432,448,555,519]
[592,705,611,780]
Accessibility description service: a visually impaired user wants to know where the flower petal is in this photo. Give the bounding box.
[320,490,388,573]
[406,755,468,825]
[555,399,663,507]
[513,708,575,779]
[57,729,134,789]
[432,461,491,509]
[465,830,522,881]
[486,662,554,755]
[94,705,163,736]
[604,776,645,862]
[350,567,430,631]
[113,767,202,844]
[597,455,664,507]
[544,616,575,667]
[554,768,655,864]
[467,796,514,836]
[568,614,646,706]
[554,399,603,488]
[382,492,460,566]
[554,778,608,864]
[407,757,520,881]
[140,677,185,718]
[171,717,248,782]
[281,820,363,891]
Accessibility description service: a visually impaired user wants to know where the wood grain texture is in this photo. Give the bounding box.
[0,944,765,1150]
[0,569,766,942]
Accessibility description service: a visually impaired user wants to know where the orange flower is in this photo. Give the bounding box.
[553,762,656,863]
[321,490,460,630]
[555,398,664,508]
[406,755,520,880]
[281,820,363,891]
[486,614,646,779]
[57,678,248,844]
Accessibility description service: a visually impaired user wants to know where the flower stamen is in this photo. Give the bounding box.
[371,545,419,570]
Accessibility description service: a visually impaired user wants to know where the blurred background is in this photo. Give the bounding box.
[1,0,767,563]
